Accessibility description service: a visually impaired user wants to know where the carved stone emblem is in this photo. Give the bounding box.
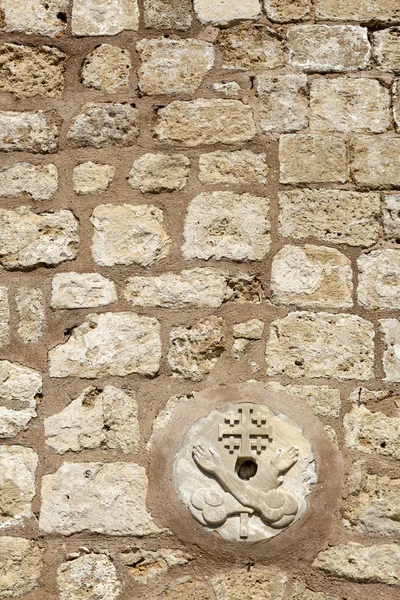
[173,403,316,541]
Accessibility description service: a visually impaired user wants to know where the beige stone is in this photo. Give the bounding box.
[91,204,171,267]
[0,0,68,36]
[0,288,9,349]
[0,163,58,200]
[268,382,341,418]
[278,189,381,247]
[160,579,214,600]
[351,136,400,188]
[310,78,390,133]
[143,0,192,30]
[218,24,285,70]
[0,207,78,269]
[155,99,256,147]
[0,361,42,439]
[68,103,139,148]
[198,150,267,185]
[264,0,311,22]
[57,553,120,600]
[0,110,59,153]
[225,275,265,303]
[0,537,43,598]
[121,547,190,582]
[213,82,241,96]
[40,462,160,535]
[49,312,161,378]
[194,0,261,25]
[344,405,400,459]
[73,162,115,195]
[383,193,400,240]
[271,245,353,309]
[72,0,139,36]
[314,542,400,584]
[349,386,400,407]
[0,445,37,528]
[317,0,400,24]
[358,250,400,309]
[280,135,348,184]
[211,568,287,600]
[82,44,131,94]
[168,316,225,381]
[233,319,264,340]
[287,25,370,72]
[128,154,190,194]
[137,38,214,95]
[393,79,400,132]
[373,28,400,71]
[51,272,117,309]
[290,581,343,600]
[231,338,250,359]
[147,394,191,451]
[266,312,374,380]
[256,74,308,133]
[16,288,44,343]
[380,319,400,381]
[182,192,270,261]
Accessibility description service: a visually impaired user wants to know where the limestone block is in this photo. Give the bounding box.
[351,136,400,188]
[0,44,66,99]
[0,0,69,36]
[380,319,400,381]
[310,78,390,133]
[73,162,115,195]
[124,268,228,308]
[72,0,139,36]
[263,0,311,22]
[0,163,58,200]
[373,28,400,71]
[182,192,270,261]
[0,445,37,528]
[316,0,400,24]
[49,312,161,378]
[278,189,381,247]
[271,245,353,309]
[0,207,79,269]
[168,316,225,381]
[268,382,341,418]
[266,312,374,380]
[290,581,343,600]
[0,537,43,598]
[155,99,256,147]
[193,0,261,25]
[68,103,139,148]
[218,24,284,70]
[211,569,287,600]
[81,44,131,94]
[0,110,59,153]
[279,135,348,184]
[147,394,191,451]
[91,204,171,267]
[39,462,160,535]
[393,79,400,131]
[344,405,400,459]
[0,361,42,439]
[358,250,400,309]
[143,0,192,30]
[16,288,44,343]
[0,288,9,348]
[57,553,120,600]
[51,272,117,309]
[256,74,308,133]
[120,547,190,582]
[198,150,267,185]
[158,579,214,600]
[225,275,265,303]
[213,82,241,95]
[137,38,214,95]
[314,542,400,584]
[233,319,264,340]
[128,154,191,194]
[287,25,370,72]
[383,193,400,240]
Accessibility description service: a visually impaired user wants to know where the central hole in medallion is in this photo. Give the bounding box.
[236,458,258,481]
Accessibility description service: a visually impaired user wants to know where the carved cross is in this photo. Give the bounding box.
[218,404,273,456]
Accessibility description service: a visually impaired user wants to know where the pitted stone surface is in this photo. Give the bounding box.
[72,0,139,36]
[219,24,285,71]
[263,0,311,22]
[193,0,262,25]
[256,74,308,133]
[51,272,117,309]
[0,445,37,528]
[316,0,400,24]
[344,404,400,459]
[143,0,192,30]
[73,162,115,195]
[0,361,42,439]
[351,136,400,189]
[358,250,400,309]
[198,151,267,185]
[0,0,69,36]
[0,537,43,598]
[128,154,191,194]
[379,319,400,381]
[57,553,120,600]
[68,103,139,148]
[233,319,264,340]
[81,44,132,94]
[0,110,59,153]
[0,163,58,200]
[211,568,288,599]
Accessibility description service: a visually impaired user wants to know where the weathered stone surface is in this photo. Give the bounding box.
[198,150,267,185]
[310,78,390,133]
[0,110,59,153]
[0,537,43,598]
[314,542,400,584]
[16,288,44,343]
[0,163,58,200]
[51,272,117,309]
[49,312,161,378]
[0,361,42,439]
[317,0,400,24]
[68,103,139,149]
[72,0,139,36]
[219,24,284,70]
[57,553,120,600]
[182,192,270,261]
[0,0,68,36]
[393,79,400,131]
[147,394,191,451]
[351,136,400,188]
[143,0,192,30]
[120,547,190,582]
[373,28,400,71]
[40,462,159,535]
[231,338,250,359]
[280,135,348,184]
[128,154,190,194]
[290,581,343,600]
[264,0,311,22]
[213,82,241,95]
[380,319,400,381]
[256,74,308,133]
[155,99,256,147]
[344,404,400,458]
[266,312,374,380]
[358,250,400,309]
[73,162,115,195]
[278,189,381,247]
[137,38,214,95]
[82,44,131,94]
[0,207,79,269]
[226,275,265,303]
[0,445,37,527]
[125,268,227,308]
[383,193,400,240]
[287,25,370,72]
[158,579,214,600]
[268,382,341,418]
[0,288,9,348]
[91,204,171,267]
[45,385,139,454]
[233,319,264,340]
[168,316,225,381]
[211,568,287,600]
[271,245,353,308]
[194,0,261,25]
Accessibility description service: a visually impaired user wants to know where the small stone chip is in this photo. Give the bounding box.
[0,110,59,153]
[0,163,58,200]
[68,103,139,148]
[73,162,115,195]
[72,0,139,36]
[128,154,191,194]
[81,44,131,94]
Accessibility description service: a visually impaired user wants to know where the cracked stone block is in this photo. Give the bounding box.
[383,193,400,240]
[198,150,267,185]
[373,27,400,71]
[57,553,120,600]
[219,23,284,70]
[344,404,400,459]
[358,250,400,309]
[143,0,192,30]
[0,163,58,200]
[73,162,115,195]
[256,74,308,133]
[0,110,59,153]
[72,0,139,36]
[0,537,43,597]
[68,103,139,148]
[51,272,117,309]
[316,0,400,24]
[0,0,69,36]
[16,288,44,343]
[263,0,311,22]
[0,288,9,348]
[193,0,261,25]
[120,547,190,582]
[351,136,400,188]
[268,382,341,419]
[0,361,42,439]
[128,154,190,194]
[211,568,288,600]
[81,44,132,94]
[0,445,37,528]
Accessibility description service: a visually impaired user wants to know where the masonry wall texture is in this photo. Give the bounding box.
[0,1,399,599]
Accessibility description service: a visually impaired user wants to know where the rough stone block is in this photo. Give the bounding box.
[81,44,131,94]
[68,103,139,148]
[383,193,400,240]
[394,79,400,132]
[72,0,139,36]
[0,445,37,528]
[211,568,288,600]
[51,273,117,309]
[120,548,190,582]
[263,0,311,22]
[128,154,190,194]
[351,136,400,189]
[0,0,69,36]
[218,24,285,70]
[344,404,400,458]
[316,0,400,24]
[57,553,120,600]
[233,319,264,340]
[0,288,9,348]
[143,0,192,30]
[268,382,341,418]
[0,537,43,597]
[290,581,343,600]
[73,162,115,195]
[16,288,44,343]
[0,361,42,439]
[373,27,400,71]
[256,74,308,133]
[0,110,59,153]
[358,250,400,309]
[0,163,58,200]
[193,0,261,25]
[380,319,400,381]
[198,150,267,185]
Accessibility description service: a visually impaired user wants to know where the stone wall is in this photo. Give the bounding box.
[0,0,399,598]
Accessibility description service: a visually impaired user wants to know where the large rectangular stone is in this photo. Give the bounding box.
[316,0,400,24]
[0,110,59,153]
[256,74,308,133]
[351,136,400,188]
[72,0,139,36]
[0,0,69,36]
